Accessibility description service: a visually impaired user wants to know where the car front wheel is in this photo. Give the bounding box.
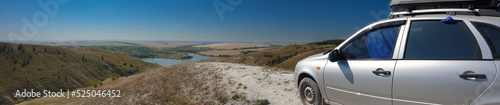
[299,77,323,105]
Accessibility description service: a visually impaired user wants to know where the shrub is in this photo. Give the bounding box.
[254,99,270,105]
[264,54,273,57]
[217,95,228,104]
[17,43,23,51]
[232,94,240,100]
[14,99,25,104]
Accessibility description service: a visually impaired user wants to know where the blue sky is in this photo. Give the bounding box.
[0,0,392,42]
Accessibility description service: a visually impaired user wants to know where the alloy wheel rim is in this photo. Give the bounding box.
[304,85,315,104]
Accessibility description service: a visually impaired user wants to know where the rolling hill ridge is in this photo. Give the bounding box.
[0,42,158,105]
[205,39,344,70]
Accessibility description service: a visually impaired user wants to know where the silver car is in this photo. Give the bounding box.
[294,9,500,105]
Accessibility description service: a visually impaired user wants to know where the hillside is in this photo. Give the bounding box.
[19,62,300,105]
[0,42,158,105]
[205,44,336,70]
[204,40,344,70]
[307,39,344,45]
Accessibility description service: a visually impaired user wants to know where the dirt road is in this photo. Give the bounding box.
[195,62,301,105]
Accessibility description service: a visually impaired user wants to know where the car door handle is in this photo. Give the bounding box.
[459,71,486,80]
[372,68,391,75]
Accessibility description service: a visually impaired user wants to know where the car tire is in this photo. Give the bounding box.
[299,77,323,105]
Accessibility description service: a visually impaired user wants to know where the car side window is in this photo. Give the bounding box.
[341,26,400,59]
[405,21,481,59]
[473,22,500,59]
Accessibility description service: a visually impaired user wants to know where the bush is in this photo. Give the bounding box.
[17,43,23,51]
[14,99,25,104]
[217,95,228,104]
[254,99,270,105]
[264,54,273,57]
[232,94,240,100]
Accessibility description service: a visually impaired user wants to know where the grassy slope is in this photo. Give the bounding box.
[0,42,158,105]
[204,39,344,71]
[205,44,336,71]
[19,63,227,105]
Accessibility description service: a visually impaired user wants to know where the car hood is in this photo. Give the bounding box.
[300,53,328,62]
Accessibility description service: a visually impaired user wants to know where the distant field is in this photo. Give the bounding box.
[268,43,303,47]
[125,42,198,48]
[198,48,271,56]
[35,42,137,46]
[82,42,137,46]
[164,42,198,47]
[36,42,87,46]
[193,43,270,49]
[125,42,171,48]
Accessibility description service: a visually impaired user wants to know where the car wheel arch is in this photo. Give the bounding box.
[298,73,316,88]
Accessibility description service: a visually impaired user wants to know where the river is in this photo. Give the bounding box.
[139,53,218,67]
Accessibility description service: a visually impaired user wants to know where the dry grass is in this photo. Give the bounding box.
[125,42,198,48]
[0,42,157,105]
[198,48,271,56]
[19,63,227,105]
[205,44,335,71]
[274,48,330,69]
[193,43,270,50]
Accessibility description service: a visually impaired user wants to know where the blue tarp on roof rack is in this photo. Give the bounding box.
[441,16,459,24]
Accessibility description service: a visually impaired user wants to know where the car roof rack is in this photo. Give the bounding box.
[390,0,499,12]
[389,8,500,19]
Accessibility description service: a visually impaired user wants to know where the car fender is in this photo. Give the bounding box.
[294,53,330,99]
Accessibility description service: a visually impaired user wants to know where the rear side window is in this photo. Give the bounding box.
[405,21,481,59]
[473,22,500,59]
[341,26,400,59]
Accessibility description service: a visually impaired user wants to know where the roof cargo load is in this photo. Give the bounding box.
[390,0,499,12]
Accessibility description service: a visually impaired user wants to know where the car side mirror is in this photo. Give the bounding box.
[328,50,339,62]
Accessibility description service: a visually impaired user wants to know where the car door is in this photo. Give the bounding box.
[392,17,497,105]
[323,20,406,105]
